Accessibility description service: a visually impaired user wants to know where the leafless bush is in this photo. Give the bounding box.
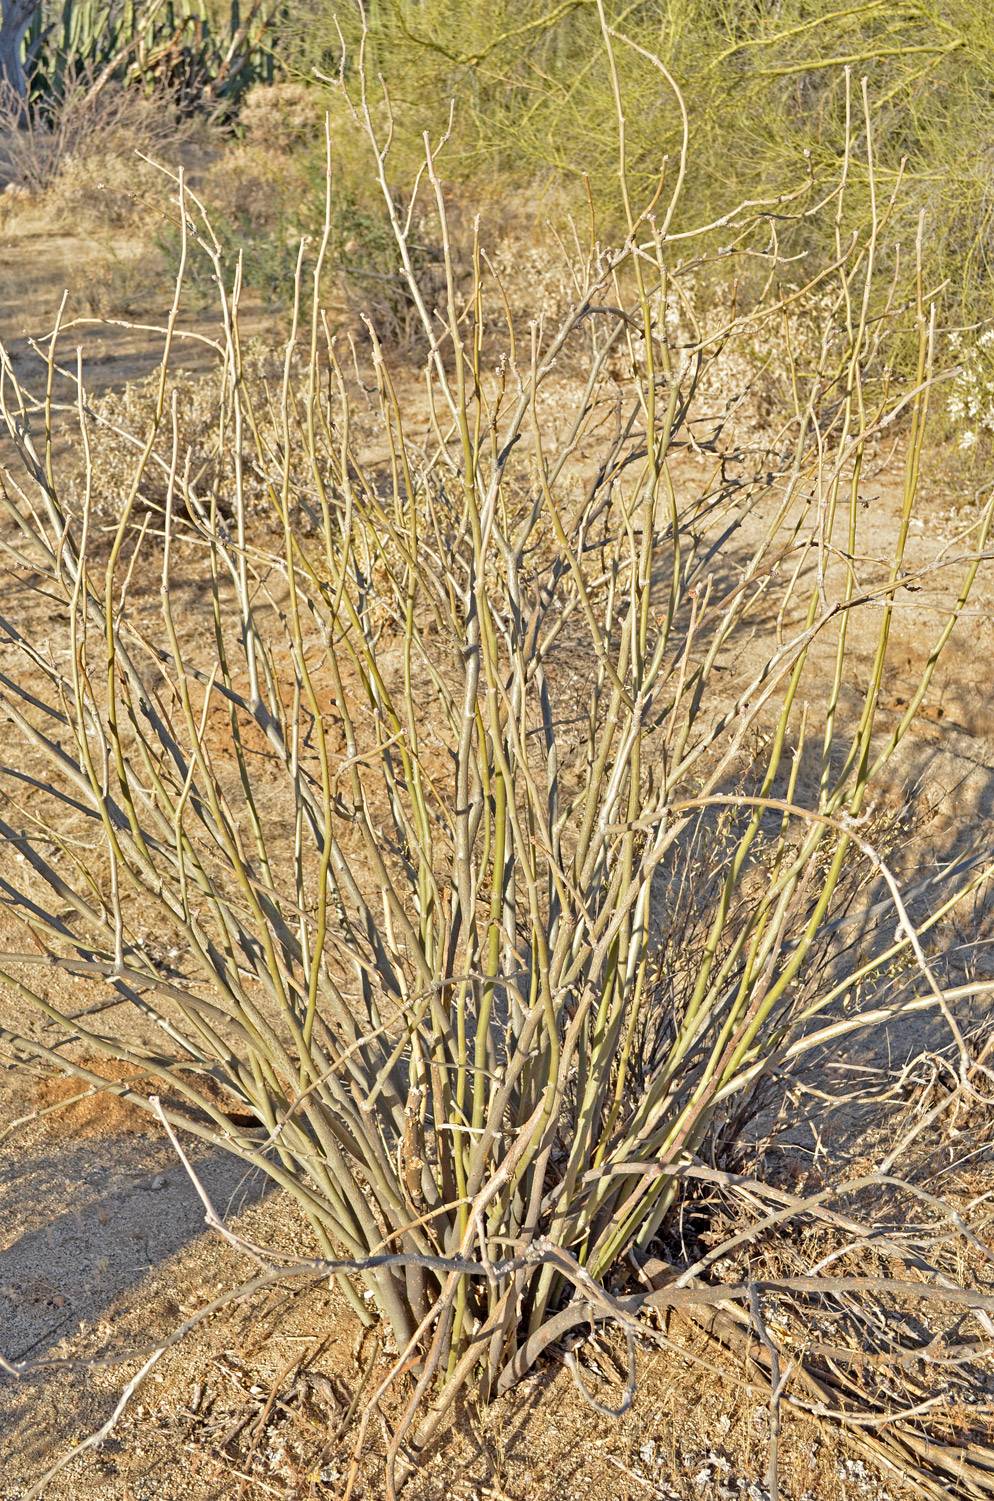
[2,21,994,1501]
[0,68,192,220]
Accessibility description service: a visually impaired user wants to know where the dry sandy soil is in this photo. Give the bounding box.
[1,220,994,1501]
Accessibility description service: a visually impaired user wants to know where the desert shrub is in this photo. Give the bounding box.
[158,141,317,302]
[0,68,195,221]
[238,77,322,152]
[2,34,993,1498]
[172,87,452,337]
[68,338,314,516]
[179,81,329,293]
[282,0,994,337]
[946,326,994,455]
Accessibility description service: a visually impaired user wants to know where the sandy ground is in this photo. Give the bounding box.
[1,224,993,1501]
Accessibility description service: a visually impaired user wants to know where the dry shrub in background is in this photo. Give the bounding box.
[197,80,322,234]
[238,79,324,154]
[189,79,452,332]
[70,338,289,515]
[0,69,198,226]
[4,21,994,1501]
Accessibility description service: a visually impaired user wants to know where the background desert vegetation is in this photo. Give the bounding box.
[3,5,994,1501]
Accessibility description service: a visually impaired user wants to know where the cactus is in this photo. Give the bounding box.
[20,0,279,108]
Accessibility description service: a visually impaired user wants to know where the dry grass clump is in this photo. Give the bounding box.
[47,139,174,231]
[3,26,994,1501]
[196,133,309,238]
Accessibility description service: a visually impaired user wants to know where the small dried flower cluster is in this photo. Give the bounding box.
[946,327,994,454]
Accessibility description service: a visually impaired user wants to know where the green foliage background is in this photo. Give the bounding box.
[277,1,994,325]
